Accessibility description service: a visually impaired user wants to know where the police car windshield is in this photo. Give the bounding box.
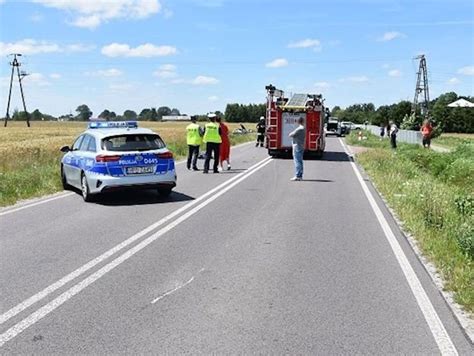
[102,134,165,152]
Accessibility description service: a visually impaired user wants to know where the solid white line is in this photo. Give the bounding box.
[0,158,272,347]
[151,276,195,304]
[0,156,271,326]
[338,138,458,355]
[0,192,74,217]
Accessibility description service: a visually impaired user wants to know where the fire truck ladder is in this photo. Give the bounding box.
[267,104,278,149]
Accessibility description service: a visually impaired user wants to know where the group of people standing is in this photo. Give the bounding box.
[185,113,231,174]
[380,119,433,149]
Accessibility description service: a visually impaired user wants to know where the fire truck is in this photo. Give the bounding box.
[265,84,326,158]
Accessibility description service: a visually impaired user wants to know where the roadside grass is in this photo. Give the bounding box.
[0,121,256,207]
[433,133,474,149]
[346,131,474,313]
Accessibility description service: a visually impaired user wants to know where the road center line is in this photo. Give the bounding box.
[0,156,271,327]
[0,158,272,347]
[338,138,458,355]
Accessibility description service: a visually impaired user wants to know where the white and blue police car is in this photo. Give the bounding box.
[60,121,177,202]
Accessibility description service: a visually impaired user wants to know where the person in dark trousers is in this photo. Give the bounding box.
[203,113,222,174]
[379,123,385,140]
[389,120,398,149]
[256,117,265,147]
[185,116,203,171]
[289,116,305,181]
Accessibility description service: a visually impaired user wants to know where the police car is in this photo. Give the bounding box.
[60,121,177,202]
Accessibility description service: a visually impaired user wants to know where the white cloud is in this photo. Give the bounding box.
[0,39,60,56]
[378,31,405,42]
[192,75,219,85]
[288,38,321,49]
[266,58,288,68]
[340,76,369,83]
[87,68,123,77]
[33,0,161,29]
[153,64,177,78]
[388,69,402,77]
[457,66,474,76]
[25,73,51,86]
[101,43,177,57]
[447,77,461,85]
[314,81,330,89]
[49,73,61,79]
[0,39,95,56]
[208,95,219,101]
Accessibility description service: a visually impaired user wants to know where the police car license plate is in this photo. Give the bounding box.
[126,166,155,175]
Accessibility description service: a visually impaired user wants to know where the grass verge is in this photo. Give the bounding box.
[346,131,473,313]
[0,121,256,207]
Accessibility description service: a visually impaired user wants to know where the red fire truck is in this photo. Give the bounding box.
[265,84,326,158]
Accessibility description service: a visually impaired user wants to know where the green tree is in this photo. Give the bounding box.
[99,109,111,121]
[157,106,171,120]
[31,109,42,121]
[75,104,92,121]
[123,110,137,120]
[170,108,181,115]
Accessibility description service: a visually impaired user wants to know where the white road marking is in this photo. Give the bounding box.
[0,158,272,346]
[338,138,458,355]
[0,156,270,326]
[0,141,254,215]
[0,193,75,217]
[151,272,200,304]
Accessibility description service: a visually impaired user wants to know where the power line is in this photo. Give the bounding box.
[4,53,31,127]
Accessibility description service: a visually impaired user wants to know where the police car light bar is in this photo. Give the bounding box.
[88,121,138,129]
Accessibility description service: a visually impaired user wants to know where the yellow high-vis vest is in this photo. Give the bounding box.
[203,122,222,143]
[186,123,202,146]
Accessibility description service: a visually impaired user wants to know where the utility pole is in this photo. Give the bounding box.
[4,53,31,127]
[411,54,430,121]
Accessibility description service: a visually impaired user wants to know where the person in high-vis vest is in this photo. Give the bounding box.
[203,113,222,174]
[186,116,203,171]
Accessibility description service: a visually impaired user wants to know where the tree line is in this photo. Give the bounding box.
[6,91,472,133]
[331,91,473,133]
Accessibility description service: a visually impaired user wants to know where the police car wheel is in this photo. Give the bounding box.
[158,188,172,197]
[61,165,71,190]
[81,173,95,202]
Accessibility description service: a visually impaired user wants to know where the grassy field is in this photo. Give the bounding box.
[0,121,256,207]
[346,132,473,313]
[433,133,474,149]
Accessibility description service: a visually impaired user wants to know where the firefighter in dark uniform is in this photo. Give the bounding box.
[256,116,265,147]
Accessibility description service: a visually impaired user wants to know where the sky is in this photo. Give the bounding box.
[0,0,473,117]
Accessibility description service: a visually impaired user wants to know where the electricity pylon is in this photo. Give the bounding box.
[4,53,31,127]
[411,54,430,121]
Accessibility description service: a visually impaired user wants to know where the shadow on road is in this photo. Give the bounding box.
[93,190,195,206]
[319,151,350,162]
[273,151,350,162]
[300,179,334,183]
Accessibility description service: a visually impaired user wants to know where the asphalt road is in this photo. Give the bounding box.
[0,138,472,354]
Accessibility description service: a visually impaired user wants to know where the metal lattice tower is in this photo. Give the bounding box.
[4,53,30,127]
[411,54,430,120]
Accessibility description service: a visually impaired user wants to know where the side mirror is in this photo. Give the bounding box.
[60,145,71,153]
